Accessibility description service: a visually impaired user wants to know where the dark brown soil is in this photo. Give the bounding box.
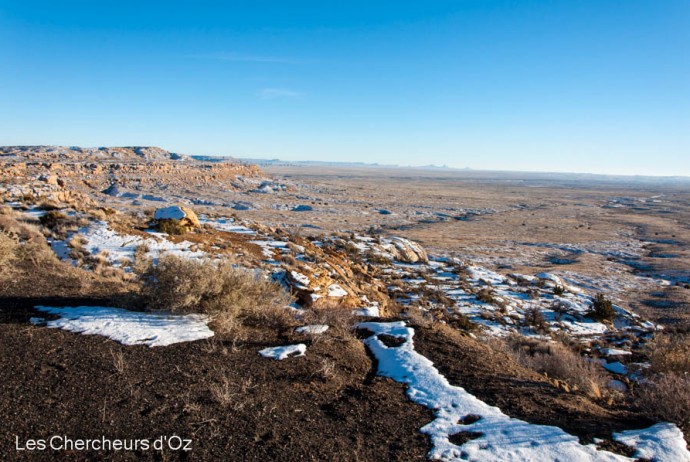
[0,261,432,461]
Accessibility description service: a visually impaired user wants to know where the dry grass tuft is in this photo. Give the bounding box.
[636,373,690,431]
[142,255,294,333]
[492,334,606,398]
[305,300,356,339]
[312,358,337,381]
[646,333,690,375]
[209,376,254,410]
[0,231,18,268]
[110,350,126,374]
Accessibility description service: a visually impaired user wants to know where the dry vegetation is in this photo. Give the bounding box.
[489,334,606,399]
[636,331,690,432]
[141,255,295,334]
[0,209,60,269]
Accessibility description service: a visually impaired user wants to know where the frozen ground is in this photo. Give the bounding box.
[360,321,690,462]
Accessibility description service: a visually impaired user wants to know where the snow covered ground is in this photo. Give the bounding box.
[52,221,206,267]
[32,306,214,347]
[360,321,690,462]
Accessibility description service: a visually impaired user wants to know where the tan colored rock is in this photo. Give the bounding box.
[280,238,391,313]
[370,237,428,264]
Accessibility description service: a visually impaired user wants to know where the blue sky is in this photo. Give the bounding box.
[1,1,688,175]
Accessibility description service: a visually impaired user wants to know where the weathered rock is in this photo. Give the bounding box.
[280,238,391,313]
[154,205,200,229]
[39,174,59,186]
[390,237,428,263]
[369,237,428,264]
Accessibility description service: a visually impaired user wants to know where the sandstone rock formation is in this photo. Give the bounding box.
[280,237,391,312]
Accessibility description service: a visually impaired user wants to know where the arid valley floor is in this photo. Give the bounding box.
[1,146,689,461]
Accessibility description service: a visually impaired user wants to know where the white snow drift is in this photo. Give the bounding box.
[34,306,214,347]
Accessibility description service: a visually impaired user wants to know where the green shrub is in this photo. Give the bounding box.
[588,293,616,322]
[156,219,188,235]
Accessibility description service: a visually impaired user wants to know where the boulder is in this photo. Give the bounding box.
[390,237,428,263]
[369,237,428,264]
[154,205,200,229]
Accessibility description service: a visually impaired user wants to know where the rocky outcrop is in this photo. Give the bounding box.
[389,237,428,263]
[368,237,428,263]
[0,146,266,211]
[280,238,391,312]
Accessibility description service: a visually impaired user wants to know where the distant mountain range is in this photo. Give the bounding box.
[229,157,689,184]
[237,157,456,170]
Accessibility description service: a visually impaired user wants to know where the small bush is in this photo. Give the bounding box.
[0,232,18,268]
[156,219,188,236]
[553,285,565,296]
[637,373,690,431]
[305,301,356,339]
[499,335,606,398]
[476,287,496,304]
[0,214,43,243]
[37,201,61,211]
[421,287,455,306]
[588,293,616,323]
[39,211,67,229]
[523,306,548,334]
[447,311,476,331]
[280,254,298,266]
[646,333,690,375]
[142,255,294,333]
[131,244,152,276]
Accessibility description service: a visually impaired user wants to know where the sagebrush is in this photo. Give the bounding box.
[142,255,294,332]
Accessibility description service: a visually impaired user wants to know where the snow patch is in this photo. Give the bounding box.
[34,306,213,347]
[259,344,307,360]
[327,284,348,297]
[295,325,329,335]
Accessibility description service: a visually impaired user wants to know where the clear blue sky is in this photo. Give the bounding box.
[1,1,688,175]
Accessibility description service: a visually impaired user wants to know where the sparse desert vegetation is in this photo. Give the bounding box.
[1,147,689,460]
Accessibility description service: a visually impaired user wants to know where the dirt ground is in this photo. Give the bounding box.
[0,253,669,461]
[0,261,432,461]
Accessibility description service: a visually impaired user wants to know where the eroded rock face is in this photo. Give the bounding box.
[154,206,200,229]
[281,238,391,312]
